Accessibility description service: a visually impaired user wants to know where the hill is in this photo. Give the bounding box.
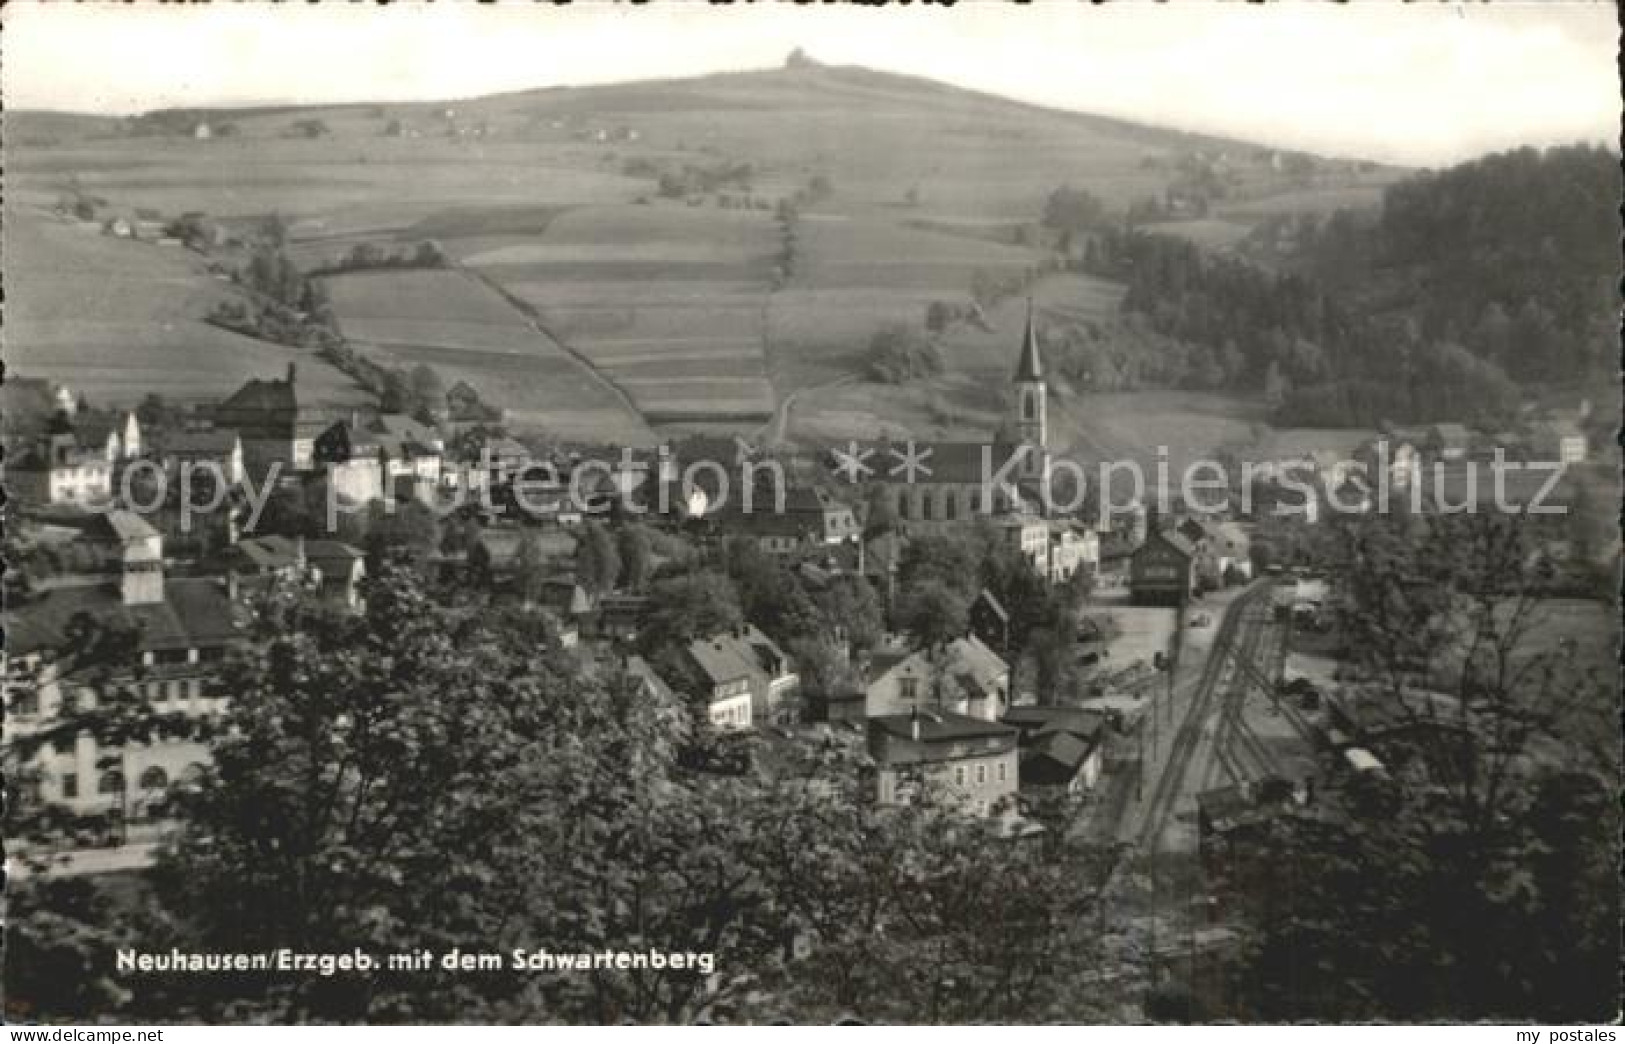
[4,61,1404,440]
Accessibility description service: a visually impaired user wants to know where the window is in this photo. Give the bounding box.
[976,764,987,786]
[953,766,966,788]
[899,677,919,703]
[139,767,168,791]
[11,689,39,716]
[997,762,1007,783]
[61,773,79,800]
[98,771,125,796]
[921,492,933,521]
[945,491,958,520]
[1022,393,1035,421]
[896,491,909,520]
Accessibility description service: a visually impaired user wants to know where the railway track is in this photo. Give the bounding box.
[1134,582,1270,849]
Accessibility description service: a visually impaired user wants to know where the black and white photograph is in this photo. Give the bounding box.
[2,1,1620,1029]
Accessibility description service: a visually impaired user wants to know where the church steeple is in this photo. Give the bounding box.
[1014,297,1044,383]
[1010,298,1047,460]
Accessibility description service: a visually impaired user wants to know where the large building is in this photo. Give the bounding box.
[683,624,801,729]
[861,633,1010,722]
[1130,526,1197,606]
[828,302,1051,535]
[4,512,242,820]
[214,365,332,481]
[868,708,1020,816]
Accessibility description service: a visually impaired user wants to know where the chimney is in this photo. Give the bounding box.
[295,535,307,569]
[909,705,920,742]
[226,569,240,603]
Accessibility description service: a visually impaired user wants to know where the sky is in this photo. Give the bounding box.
[2,1,1617,166]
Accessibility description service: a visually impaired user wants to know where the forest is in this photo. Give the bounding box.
[1078,145,1617,427]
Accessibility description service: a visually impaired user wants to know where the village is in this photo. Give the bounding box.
[4,300,1605,901]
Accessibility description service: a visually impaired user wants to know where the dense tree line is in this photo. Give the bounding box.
[1086,226,1521,427]
[1069,145,1614,426]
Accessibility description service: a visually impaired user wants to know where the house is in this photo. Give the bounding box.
[1003,706,1108,794]
[1356,437,1421,491]
[595,593,653,641]
[3,514,241,820]
[313,413,444,505]
[682,636,758,732]
[724,484,860,554]
[862,633,1009,722]
[868,708,1020,816]
[214,365,332,480]
[622,654,675,701]
[684,624,800,727]
[7,417,114,506]
[1130,527,1196,606]
[995,516,1051,575]
[1178,517,1252,587]
[73,410,144,464]
[305,540,366,611]
[1048,523,1099,584]
[230,534,308,590]
[722,507,824,555]
[445,433,530,495]
[160,430,244,487]
[469,527,577,596]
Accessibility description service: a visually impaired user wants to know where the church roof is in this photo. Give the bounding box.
[1014,299,1044,382]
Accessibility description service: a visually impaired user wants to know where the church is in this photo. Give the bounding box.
[829,302,1052,537]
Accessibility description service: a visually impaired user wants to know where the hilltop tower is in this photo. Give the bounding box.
[1011,299,1048,479]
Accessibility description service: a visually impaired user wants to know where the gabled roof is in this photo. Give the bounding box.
[833,440,1028,486]
[624,654,675,701]
[687,623,794,689]
[90,510,160,546]
[973,587,1009,624]
[73,410,136,448]
[163,430,240,456]
[1020,730,1094,782]
[235,534,302,571]
[863,634,1007,692]
[305,540,364,568]
[5,577,240,658]
[1139,527,1196,560]
[1002,705,1106,744]
[870,709,1017,744]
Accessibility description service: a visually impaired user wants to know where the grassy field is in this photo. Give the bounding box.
[472,203,779,424]
[7,64,1405,437]
[321,268,654,444]
[3,204,367,409]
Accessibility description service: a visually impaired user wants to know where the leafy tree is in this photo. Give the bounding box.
[1229,511,1618,1021]
[616,523,654,591]
[641,570,742,655]
[574,521,622,596]
[894,579,968,653]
